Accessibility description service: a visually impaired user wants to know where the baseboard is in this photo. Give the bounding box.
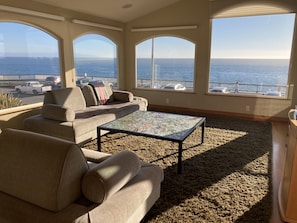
[148,104,288,123]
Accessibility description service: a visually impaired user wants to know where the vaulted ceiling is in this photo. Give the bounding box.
[33,0,181,22]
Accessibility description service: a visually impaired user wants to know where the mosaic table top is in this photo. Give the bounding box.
[100,111,205,141]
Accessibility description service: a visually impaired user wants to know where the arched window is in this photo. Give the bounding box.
[209,5,295,97]
[73,34,118,87]
[0,22,60,109]
[136,36,195,91]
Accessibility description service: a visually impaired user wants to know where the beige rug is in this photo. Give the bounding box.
[84,116,272,223]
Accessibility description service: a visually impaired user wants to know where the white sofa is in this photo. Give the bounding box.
[24,83,147,144]
[0,128,163,223]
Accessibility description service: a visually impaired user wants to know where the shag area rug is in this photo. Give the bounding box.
[84,116,272,223]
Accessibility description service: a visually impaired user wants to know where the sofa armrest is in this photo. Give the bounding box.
[112,90,134,102]
[82,150,141,204]
[133,96,148,111]
[81,148,111,163]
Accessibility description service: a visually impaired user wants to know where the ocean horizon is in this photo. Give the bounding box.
[0,57,290,88]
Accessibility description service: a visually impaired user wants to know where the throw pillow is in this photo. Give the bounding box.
[97,83,108,104]
[89,81,113,105]
[42,104,75,122]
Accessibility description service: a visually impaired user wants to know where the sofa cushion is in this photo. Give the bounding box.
[42,104,75,122]
[82,150,141,204]
[89,81,114,105]
[0,129,88,212]
[81,85,98,106]
[24,115,77,142]
[51,87,86,111]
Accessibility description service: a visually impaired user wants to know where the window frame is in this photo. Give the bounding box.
[0,21,61,109]
[73,33,119,88]
[135,35,196,92]
[206,2,297,99]
[208,7,296,99]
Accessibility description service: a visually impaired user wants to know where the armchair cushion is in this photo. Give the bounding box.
[42,104,75,122]
[82,150,141,204]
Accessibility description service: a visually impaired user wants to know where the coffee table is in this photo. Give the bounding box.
[97,111,206,174]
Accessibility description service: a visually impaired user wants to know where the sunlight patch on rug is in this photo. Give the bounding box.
[198,153,270,222]
[84,117,272,223]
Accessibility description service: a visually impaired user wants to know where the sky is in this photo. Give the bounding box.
[211,13,296,59]
[73,34,117,58]
[136,36,195,58]
[0,13,295,59]
[0,23,59,57]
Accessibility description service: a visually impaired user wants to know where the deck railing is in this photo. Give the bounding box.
[209,81,288,97]
[137,79,287,96]
[0,74,117,87]
[0,74,288,97]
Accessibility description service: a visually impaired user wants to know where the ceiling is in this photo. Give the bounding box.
[33,0,181,22]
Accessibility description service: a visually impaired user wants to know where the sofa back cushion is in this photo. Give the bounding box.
[0,129,88,212]
[89,81,114,105]
[81,84,98,106]
[45,87,86,111]
[43,90,55,104]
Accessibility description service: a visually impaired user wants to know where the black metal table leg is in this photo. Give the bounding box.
[201,119,205,144]
[178,142,183,174]
[97,128,101,152]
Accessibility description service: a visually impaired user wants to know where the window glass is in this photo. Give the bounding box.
[209,13,295,97]
[136,36,195,91]
[73,34,118,88]
[0,22,60,109]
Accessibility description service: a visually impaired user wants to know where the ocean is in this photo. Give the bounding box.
[0,57,290,90]
[0,57,60,75]
[209,58,289,86]
[136,58,194,81]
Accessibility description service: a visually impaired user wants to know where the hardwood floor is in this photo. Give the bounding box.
[271,121,288,223]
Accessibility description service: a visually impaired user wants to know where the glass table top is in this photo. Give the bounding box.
[99,110,205,141]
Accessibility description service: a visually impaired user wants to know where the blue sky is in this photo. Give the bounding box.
[211,13,296,59]
[0,13,295,59]
[74,34,117,58]
[136,36,195,58]
[0,23,59,57]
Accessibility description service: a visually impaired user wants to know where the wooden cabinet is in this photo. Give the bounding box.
[279,109,297,223]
